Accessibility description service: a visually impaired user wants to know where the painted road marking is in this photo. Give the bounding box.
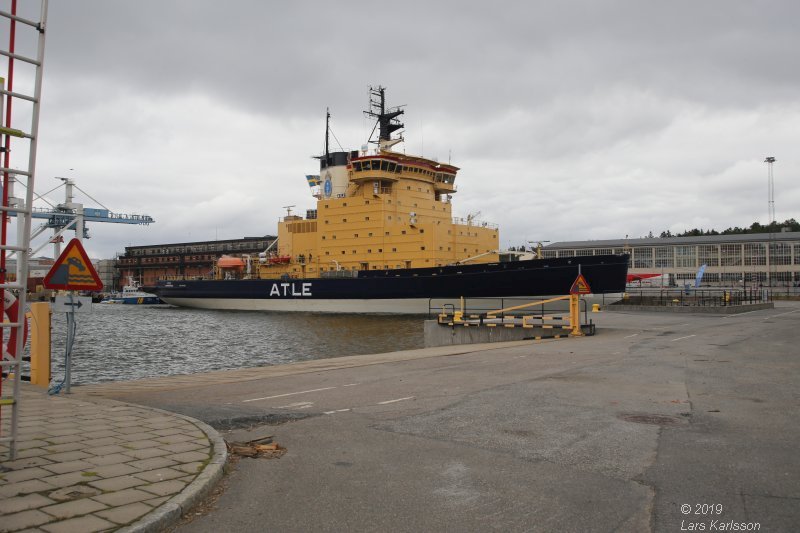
[343,383,359,387]
[671,335,697,342]
[722,310,761,319]
[277,401,314,409]
[377,396,415,405]
[765,309,799,320]
[624,333,639,338]
[323,409,352,415]
[242,386,337,403]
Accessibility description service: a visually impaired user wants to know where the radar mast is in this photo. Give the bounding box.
[365,86,404,151]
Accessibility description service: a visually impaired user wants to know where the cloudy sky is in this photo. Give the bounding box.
[3,0,798,258]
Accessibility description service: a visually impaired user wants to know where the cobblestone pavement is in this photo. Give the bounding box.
[0,384,225,532]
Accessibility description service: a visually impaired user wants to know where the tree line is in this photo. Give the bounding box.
[656,218,799,238]
[505,218,798,250]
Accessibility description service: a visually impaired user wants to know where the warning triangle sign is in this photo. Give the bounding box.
[569,273,592,295]
[43,239,104,291]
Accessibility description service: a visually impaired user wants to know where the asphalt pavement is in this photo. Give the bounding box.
[73,302,800,532]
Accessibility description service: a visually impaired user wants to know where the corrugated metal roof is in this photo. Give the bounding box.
[546,231,800,249]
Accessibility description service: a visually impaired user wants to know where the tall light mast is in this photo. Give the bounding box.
[764,156,776,225]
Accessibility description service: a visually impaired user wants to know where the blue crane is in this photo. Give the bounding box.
[8,177,154,257]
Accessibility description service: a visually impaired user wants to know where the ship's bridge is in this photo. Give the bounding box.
[350,153,458,195]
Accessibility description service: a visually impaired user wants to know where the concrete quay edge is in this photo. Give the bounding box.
[74,340,534,396]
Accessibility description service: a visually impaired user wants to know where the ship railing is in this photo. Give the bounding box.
[158,275,210,281]
[451,217,498,229]
[321,270,359,279]
[617,287,773,307]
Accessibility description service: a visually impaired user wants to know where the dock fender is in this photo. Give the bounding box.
[3,292,29,358]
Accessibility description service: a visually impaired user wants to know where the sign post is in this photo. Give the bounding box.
[569,271,592,337]
[43,239,103,393]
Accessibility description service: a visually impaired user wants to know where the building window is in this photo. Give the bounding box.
[697,245,719,267]
[675,245,696,268]
[721,244,742,266]
[654,247,673,268]
[633,247,654,268]
[744,243,766,266]
[769,242,792,266]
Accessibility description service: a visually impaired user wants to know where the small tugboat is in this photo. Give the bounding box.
[103,277,161,305]
[156,87,629,313]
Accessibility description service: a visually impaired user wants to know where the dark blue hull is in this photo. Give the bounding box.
[155,255,629,313]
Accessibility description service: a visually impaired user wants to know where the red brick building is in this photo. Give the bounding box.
[115,236,275,289]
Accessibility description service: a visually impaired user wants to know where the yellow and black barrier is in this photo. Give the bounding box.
[437,294,593,337]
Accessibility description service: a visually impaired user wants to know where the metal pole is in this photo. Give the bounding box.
[64,292,73,393]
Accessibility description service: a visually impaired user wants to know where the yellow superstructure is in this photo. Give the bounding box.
[219,87,500,281]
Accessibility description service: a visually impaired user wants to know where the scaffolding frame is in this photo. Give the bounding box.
[0,0,49,461]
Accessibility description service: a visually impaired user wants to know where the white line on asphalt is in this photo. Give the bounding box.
[242,386,337,403]
[323,409,351,415]
[377,396,415,405]
[624,333,639,338]
[671,335,697,342]
[722,310,760,319]
[276,401,314,409]
[765,309,799,319]
[343,383,359,387]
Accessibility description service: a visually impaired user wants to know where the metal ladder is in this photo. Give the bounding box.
[0,0,49,461]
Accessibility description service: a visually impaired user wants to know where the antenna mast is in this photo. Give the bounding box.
[364,86,404,150]
[325,107,330,159]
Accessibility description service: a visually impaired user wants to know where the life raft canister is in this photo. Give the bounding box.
[3,292,29,359]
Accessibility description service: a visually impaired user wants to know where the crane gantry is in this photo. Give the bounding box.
[8,176,154,257]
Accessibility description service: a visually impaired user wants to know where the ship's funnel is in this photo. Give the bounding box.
[320,151,351,199]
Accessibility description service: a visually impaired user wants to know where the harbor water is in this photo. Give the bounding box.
[45,304,425,386]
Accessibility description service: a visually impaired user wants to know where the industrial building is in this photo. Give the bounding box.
[543,231,800,286]
[114,236,275,289]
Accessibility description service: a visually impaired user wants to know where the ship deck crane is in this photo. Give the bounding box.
[7,177,154,257]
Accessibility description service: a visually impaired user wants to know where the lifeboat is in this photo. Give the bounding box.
[268,256,291,264]
[217,256,245,270]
